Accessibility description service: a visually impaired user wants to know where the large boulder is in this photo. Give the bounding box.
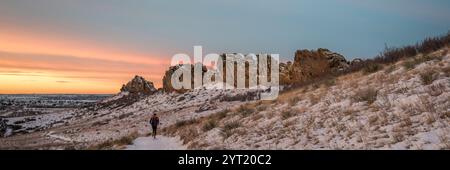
[280,48,349,85]
[120,75,157,95]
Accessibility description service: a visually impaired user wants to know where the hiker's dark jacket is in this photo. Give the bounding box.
[150,117,159,127]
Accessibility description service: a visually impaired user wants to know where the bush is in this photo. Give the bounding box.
[175,119,198,128]
[221,121,241,139]
[375,32,449,64]
[216,109,229,120]
[202,119,217,132]
[179,128,199,144]
[403,55,437,70]
[420,70,437,85]
[237,105,255,117]
[363,63,383,74]
[223,121,241,130]
[353,88,378,104]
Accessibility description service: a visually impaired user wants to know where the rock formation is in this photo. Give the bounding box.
[162,63,207,93]
[162,48,351,92]
[279,48,349,84]
[120,75,157,95]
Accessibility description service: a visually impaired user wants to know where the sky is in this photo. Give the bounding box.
[1,0,449,94]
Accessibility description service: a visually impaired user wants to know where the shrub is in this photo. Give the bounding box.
[202,119,217,132]
[403,55,437,70]
[217,110,228,119]
[420,70,437,85]
[363,63,383,74]
[237,105,255,117]
[179,128,199,144]
[223,121,241,130]
[211,109,229,120]
[175,119,198,128]
[221,121,241,139]
[353,88,378,104]
[116,133,137,145]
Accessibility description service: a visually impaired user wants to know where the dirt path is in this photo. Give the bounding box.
[125,135,187,150]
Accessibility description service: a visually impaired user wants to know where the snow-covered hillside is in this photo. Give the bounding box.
[162,48,450,150]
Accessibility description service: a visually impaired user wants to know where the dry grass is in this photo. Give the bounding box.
[403,55,441,70]
[237,105,256,117]
[420,70,438,85]
[89,131,139,150]
[179,128,199,144]
[418,95,436,114]
[212,109,230,120]
[352,88,378,104]
[202,119,217,132]
[363,63,383,74]
[221,121,241,139]
[175,119,199,128]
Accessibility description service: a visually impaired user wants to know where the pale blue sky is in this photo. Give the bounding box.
[1,0,449,60]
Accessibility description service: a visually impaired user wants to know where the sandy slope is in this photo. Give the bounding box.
[125,135,186,150]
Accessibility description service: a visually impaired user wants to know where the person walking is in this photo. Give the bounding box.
[149,114,160,139]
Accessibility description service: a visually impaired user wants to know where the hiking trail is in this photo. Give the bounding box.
[125,135,187,150]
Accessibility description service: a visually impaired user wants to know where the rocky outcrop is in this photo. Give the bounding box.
[162,49,349,91]
[120,75,157,95]
[162,64,207,93]
[280,48,349,85]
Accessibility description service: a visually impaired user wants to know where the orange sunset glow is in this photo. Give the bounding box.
[0,29,170,94]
